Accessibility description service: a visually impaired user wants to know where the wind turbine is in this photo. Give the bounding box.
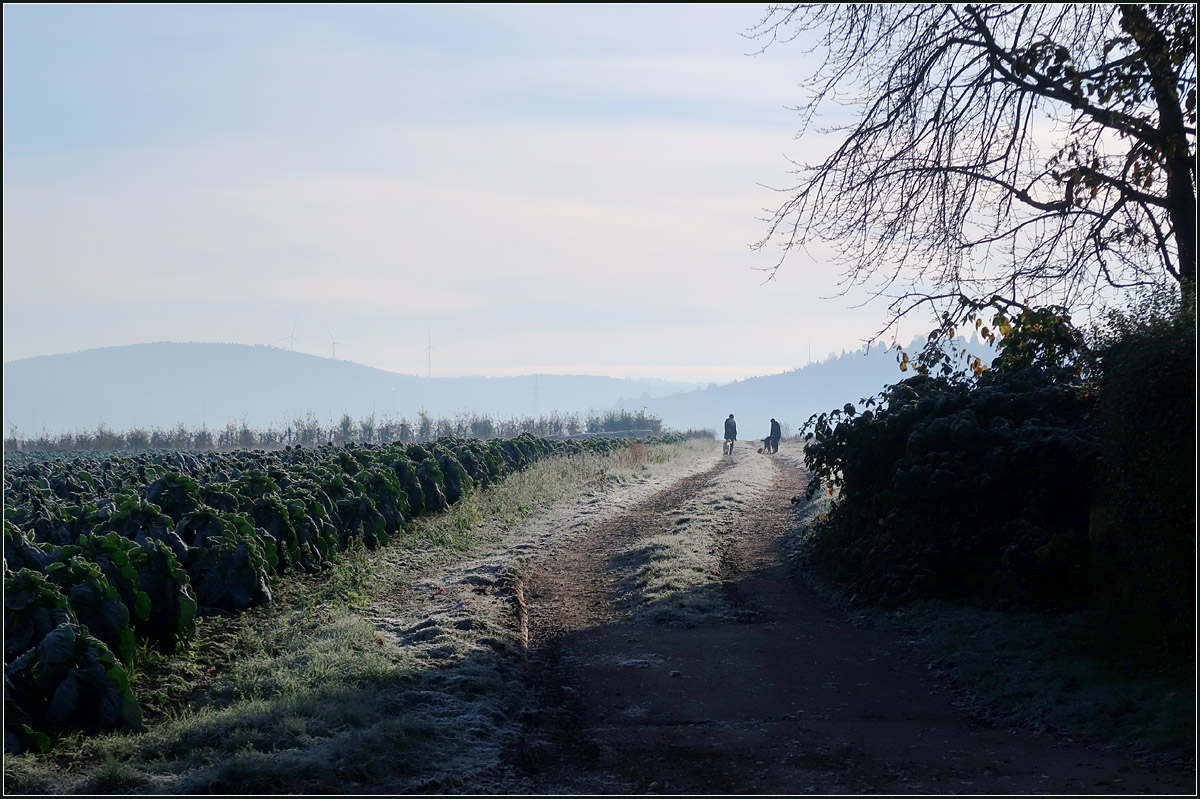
[328,327,348,360]
[425,333,437,378]
[273,319,301,352]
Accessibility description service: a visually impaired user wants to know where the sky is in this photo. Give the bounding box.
[3,3,905,384]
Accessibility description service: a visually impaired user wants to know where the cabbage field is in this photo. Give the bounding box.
[3,433,671,753]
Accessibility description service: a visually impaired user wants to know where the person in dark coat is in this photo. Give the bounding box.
[769,418,781,453]
[723,414,737,455]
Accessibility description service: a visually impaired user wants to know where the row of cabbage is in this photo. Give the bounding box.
[3,433,668,752]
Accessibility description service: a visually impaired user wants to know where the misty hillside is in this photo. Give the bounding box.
[2,343,702,437]
[3,338,995,439]
[624,336,996,438]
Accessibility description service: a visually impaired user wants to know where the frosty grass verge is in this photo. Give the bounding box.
[204,438,733,791]
[358,439,786,789]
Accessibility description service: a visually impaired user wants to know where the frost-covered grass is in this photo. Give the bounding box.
[6,605,522,793]
[410,446,661,549]
[632,453,778,626]
[3,438,716,795]
[634,530,730,625]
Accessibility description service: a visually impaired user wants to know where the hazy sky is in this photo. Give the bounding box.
[4,3,904,383]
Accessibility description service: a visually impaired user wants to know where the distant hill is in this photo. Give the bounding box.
[2,343,704,437]
[623,336,996,438]
[3,338,995,439]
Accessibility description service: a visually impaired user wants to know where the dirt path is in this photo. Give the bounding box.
[495,451,1194,795]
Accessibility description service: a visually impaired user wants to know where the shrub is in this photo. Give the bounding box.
[801,303,1102,610]
[1087,284,1196,658]
[801,366,1097,609]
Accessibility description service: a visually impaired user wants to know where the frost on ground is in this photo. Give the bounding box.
[351,438,738,790]
[632,450,779,626]
[80,439,793,793]
[349,441,796,790]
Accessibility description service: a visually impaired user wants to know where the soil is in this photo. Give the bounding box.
[481,450,1195,795]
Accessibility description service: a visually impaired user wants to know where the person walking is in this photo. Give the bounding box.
[723,414,737,455]
[769,418,781,454]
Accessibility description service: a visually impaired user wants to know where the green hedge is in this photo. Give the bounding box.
[1088,287,1196,657]
[801,367,1097,609]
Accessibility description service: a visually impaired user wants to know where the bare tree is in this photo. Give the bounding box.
[750,4,1196,333]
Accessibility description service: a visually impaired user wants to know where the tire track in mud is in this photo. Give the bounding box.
[510,455,738,778]
[716,458,809,625]
[520,456,737,638]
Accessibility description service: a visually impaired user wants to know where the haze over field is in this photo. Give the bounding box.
[3,343,698,436]
[4,4,919,388]
[2,338,995,439]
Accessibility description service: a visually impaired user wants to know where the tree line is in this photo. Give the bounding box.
[4,408,674,454]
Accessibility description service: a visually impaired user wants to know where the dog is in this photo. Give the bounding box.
[758,436,772,454]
